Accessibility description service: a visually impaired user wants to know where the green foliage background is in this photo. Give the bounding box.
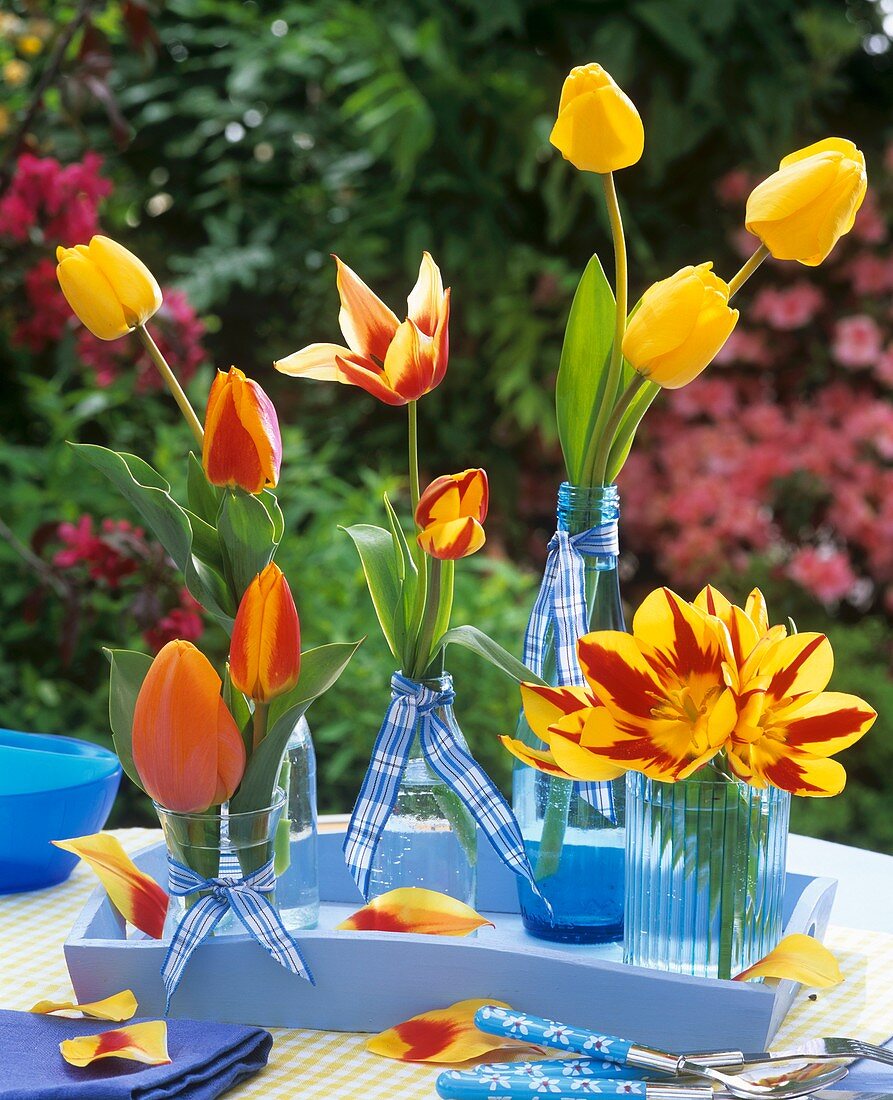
[2,0,892,847]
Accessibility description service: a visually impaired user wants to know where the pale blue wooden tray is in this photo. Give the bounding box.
[64,829,836,1049]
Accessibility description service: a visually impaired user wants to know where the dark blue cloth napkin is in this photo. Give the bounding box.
[0,1010,272,1100]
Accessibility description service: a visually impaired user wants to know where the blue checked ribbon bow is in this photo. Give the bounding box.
[161,855,314,1011]
[343,672,546,903]
[522,520,620,821]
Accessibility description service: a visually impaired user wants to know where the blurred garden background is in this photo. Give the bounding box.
[2,0,892,848]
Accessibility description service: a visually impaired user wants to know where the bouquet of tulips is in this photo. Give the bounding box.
[54,237,359,828]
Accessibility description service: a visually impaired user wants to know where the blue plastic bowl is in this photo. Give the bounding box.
[0,729,122,894]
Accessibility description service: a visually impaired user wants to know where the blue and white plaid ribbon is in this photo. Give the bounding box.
[522,521,620,821]
[343,672,546,903]
[161,855,314,1011]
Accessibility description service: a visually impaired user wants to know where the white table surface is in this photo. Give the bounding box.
[787,834,893,935]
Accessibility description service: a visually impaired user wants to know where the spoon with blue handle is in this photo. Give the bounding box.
[436,1070,713,1100]
[472,1007,849,1099]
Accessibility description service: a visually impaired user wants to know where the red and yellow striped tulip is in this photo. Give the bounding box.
[366,999,526,1063]
[274,253,450,405]
[31,989,138,1022]
[415,468,488,560]
[55,236,162,341]
[51,834,168,939]
[337,887,493,936]
[60,1021,171,1068]
[202,367,282,494]
[131,640,246,813]
[229,562,301,703]
[734,933,843,987]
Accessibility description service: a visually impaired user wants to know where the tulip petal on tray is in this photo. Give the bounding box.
[733,933,844,987]
[60,1021,171,1068]
[367,999,535,1063]
[52,833,168,939]
[336,887,494,936]
[31,989,138,1021]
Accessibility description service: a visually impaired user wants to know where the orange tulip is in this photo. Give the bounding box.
[132,640,246,813]
[229,562,301,703]
[202,367,282,494]
[274,252,450,405]
[415,468,488,560]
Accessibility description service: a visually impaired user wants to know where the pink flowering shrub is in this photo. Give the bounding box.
[620,163,893,612]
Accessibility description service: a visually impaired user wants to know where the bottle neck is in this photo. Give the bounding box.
[557,482,620,534]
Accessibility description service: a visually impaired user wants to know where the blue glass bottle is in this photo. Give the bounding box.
[513,483,626,943]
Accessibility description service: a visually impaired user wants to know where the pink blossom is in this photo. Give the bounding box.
[875,347,893,388]
[751,282,824,330]
[832,315,883,369]
[844,253,893,297]
[143,589,205,652]
[787,546,857,605]
[851,188,887,245]
[715,170,753,205]
[714,327,770,366]
[670,378,739,420]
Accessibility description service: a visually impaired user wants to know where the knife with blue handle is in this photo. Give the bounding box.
[435,1068,713,1100]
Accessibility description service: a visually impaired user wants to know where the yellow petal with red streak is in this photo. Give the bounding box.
[366,999,526,1063]
[60,1021,171,1068]
[734,934,844,987]
[336,887,493,936]
[755,632,834,700]
[519,682,594,743]
[52,834,168,939]
[31,989,137,1021]
[335,255,399,361]
[499,736,575,778]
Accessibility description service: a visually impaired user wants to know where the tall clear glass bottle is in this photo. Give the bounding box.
[274,716,320,929]
[366,673,477,906]
[513,482,626,943]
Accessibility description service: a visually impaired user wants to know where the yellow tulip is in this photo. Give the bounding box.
[56,235,162,341]
[622,263,738,389]
[549,63,644,174]
[745,138,867,266]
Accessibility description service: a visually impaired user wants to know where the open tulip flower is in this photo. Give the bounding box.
[275,252,450,405]
[202,366,282,494]
[746,138,867,267]
[622,263,739,389]
[56,235,162,341]
[415,468,488,560]
[132,640,246,813]
[694,585,877,796]
[550,62,644,174]
[229,562,301,707]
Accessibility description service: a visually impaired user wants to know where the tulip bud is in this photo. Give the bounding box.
[549,63,644,174]
[132,640,246,813]
[56,236,162,341]
[202,367,282,494]
[622,263,738,390]
[746,138,867,267]
[416,468,488,560]
[229,563,301,703]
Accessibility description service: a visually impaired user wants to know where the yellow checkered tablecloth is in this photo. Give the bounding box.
[3,828,893,1099]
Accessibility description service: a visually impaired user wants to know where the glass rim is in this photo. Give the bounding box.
[153,786,286,822]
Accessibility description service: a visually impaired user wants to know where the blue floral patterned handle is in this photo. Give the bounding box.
[436,1068,649,1099]
[473,1006,634,1065]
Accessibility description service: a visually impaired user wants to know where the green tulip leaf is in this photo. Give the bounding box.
[439,624,546,686]
[555,254,617,484]
[186,453,223,526]
[217,488,278,603]
[342,523,402,660]
[104,647,153,790]
[230,639,363,813]
[605,378,660,483]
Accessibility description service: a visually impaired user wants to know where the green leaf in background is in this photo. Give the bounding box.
[230,639,362,812]
[342,524,402,660]
[555,254,617,484]
[217,488,278,601]
[440,624,546,686]
[186,452,222,526]
[223,665,253,758]
[105,647,152,790]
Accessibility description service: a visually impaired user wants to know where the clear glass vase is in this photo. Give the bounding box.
[366,673,477,906]
[624,770,791,979]
[273,716,320,930]
[156,790,286,938]
[513,482,626,944]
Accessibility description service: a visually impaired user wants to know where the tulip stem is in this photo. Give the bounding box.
[727,244,769,300]
[252,701,269,752]
[591,372,647,486]
[581,172,628,488]
[137,324,205,448]
[411,557,443,680]
[408,400,421,512]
